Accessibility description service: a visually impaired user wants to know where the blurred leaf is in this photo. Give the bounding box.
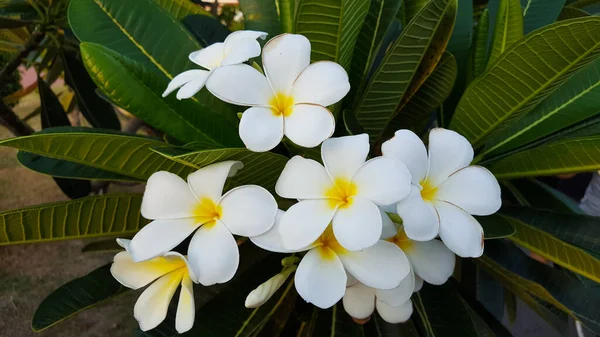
[62,50,121,130]
[451,17,600,146]
[182,14,230,47]
[152,146,288,193]
[0,16,30,28]
[478,214,516,239]
[469,9,489,81]
[153,0,211,19]
[343,108,364,136]
[520,0,565,33]
[400,0,429,23]
[488,0,523,66]
[82,239,123,252]
[348,0,402,101]
[488,135,600,178]
[482,57,600,158]
[364,315,420,336]
[504,291,516,323]
[80,43,241,146]
[569,0,600,8]
[239,0,281,36]
[295,0,369,71]
[505,179,584,213]
[414,283,479,337]
[390,52,457,134]
[354,0,457,143]
[0,194,146,245]
[32,264,128,331]
[0,127,195,181]
[477,268,505,321]
[558,6,590,20]
[278,0,294,33]
[310,305,364,337]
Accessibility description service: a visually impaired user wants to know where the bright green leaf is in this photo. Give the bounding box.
[153,0,211,19]
[521,0,565,33]
[279,0,294,33]
[0,194,146,245]
[451,17,600,145]
[488,0,523,66]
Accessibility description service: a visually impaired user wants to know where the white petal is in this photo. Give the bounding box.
[436,201,484,258]
[129,218,198,262]
[116,238,131,250]
[111,251,185,289]
[381,130,428,184]
[380,208,398,240]
[141,171,198,220]
[206,64,272,106]
[275,156,332,199]
[279,199,335,251]
[221,30,267,66]
[134,271,183,331]
[188,220,239,286]
[175,275,195,334]
[352,157,412,206]
[339,240,410,290]
[413,275,423,292]
[321,134,369,181]
[239,107,284,152]
[290,61,350,106]
[375,269,414,307]
[284,104,334,148]
[333,197,381,251]
[435,166,501,216]
[251,210,308,253]
[162,70,209,98]
[189,43,225,69]
[262,34,311,93]
[219,185,278,236]
[426,128,474,187]
[407,239,455,285]
[376,299,413,324]
[342,282,375,319]
[176,76,211,100]
[223,30,267,53]
[187,161,243,202]
[396,185,440,241]
[295,248,347,309]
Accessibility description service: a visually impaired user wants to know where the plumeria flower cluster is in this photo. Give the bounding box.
[111,30,502,332]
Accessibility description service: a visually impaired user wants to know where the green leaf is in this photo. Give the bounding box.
[310,305,364,337]
[557,6,590,20]
[478,214,516,239]
[354,0,458,143]
[239,0,281,36]
[400,0,429,23]
[488,0,523,66]
[364,315,420,337]
[390,52,457,134]
[481,57,600,158]
[182,14,230,46]
[348,0,402,101]
[0,194,146,245]
[0,16,29,28]
[450,17,600,145]
[481,239,600,334]
[38,75,70,129]
[503,179,584,213]
[152,146,288,193]
[80,42,241,146]
[469,8,489,81]
[278,0,294,33]
[32,264,128,331]
[569,0,600,8]
[413,282,479,337]
[0,127,194,181]
[62,50,121,130]
[295,0,370,71]
[488,135,600,178]
[500,207,600,256]
[153,0,211,20]
[521,0,566,33]
[17,152,135,181]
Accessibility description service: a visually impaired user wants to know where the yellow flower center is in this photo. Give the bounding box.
[314,226,347,260]
[388,228,413,252]
[419,179,438,203]
[193,197,222,226]
[269,92,294,117]
[324,178,358,210]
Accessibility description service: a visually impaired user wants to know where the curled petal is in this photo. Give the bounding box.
[141,171,198,220]
[380,208,398,240]
[111,251,184,289]
[426,128,474,187]
[129,218,198,262]
[175,275,195,333]
[189,43,225,70]
[221,30,267,66]
[396,185,440,241]
[375,268,414,307]
[187,161,243,202]
[134,271,184,331]
[295,248,347,309]
[206,64,272,106]
[162,69,210,98]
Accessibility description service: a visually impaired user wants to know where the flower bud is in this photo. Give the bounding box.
[245,268,293,308]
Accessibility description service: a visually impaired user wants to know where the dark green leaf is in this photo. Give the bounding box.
[558,6,590,20]
[311,305,364,337]
[488,0,523,66]
[477,268,505,321]
[32,264,128,331]
[153,0,211,19]
[62,49,121,130]
[504,179,584,213]
[521,0,565,33]
[477,214,516,239]
[469,9,489,82]
[0,16,30,28]
[239,0,281,36]
[364,315,420,337]
[182,14,230,47]
[0,194,146,245]
[400,0,429,23]
[569,0,600,8]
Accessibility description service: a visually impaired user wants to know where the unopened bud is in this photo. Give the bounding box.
[245,268,294,308]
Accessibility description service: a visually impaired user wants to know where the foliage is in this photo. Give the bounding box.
[2,0,600,336]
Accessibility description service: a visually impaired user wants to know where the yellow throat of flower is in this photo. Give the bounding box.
[193,197,222,225]
[324,178,358,209]
[419,179,438,203]
[314,226,347,260]
[389,228,413,252]
[270,92,294,117]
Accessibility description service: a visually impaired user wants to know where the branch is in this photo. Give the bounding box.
[0,99,34,136]
[0,29,45,86]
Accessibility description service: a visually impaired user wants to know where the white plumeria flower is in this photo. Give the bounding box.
[206,33,351,152]
[343,275,414,324]
[110,239,197,333]
[162,30,267,100]
[251,210,411,309]
[129,161,278,286]
[381,208,456,286]
[381,129,502,257]
[275,134,412,251]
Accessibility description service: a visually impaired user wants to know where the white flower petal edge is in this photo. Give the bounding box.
[295,248,347,309]
[342,282,375,319]
[163,30,266,99]
[342,280,414,324]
